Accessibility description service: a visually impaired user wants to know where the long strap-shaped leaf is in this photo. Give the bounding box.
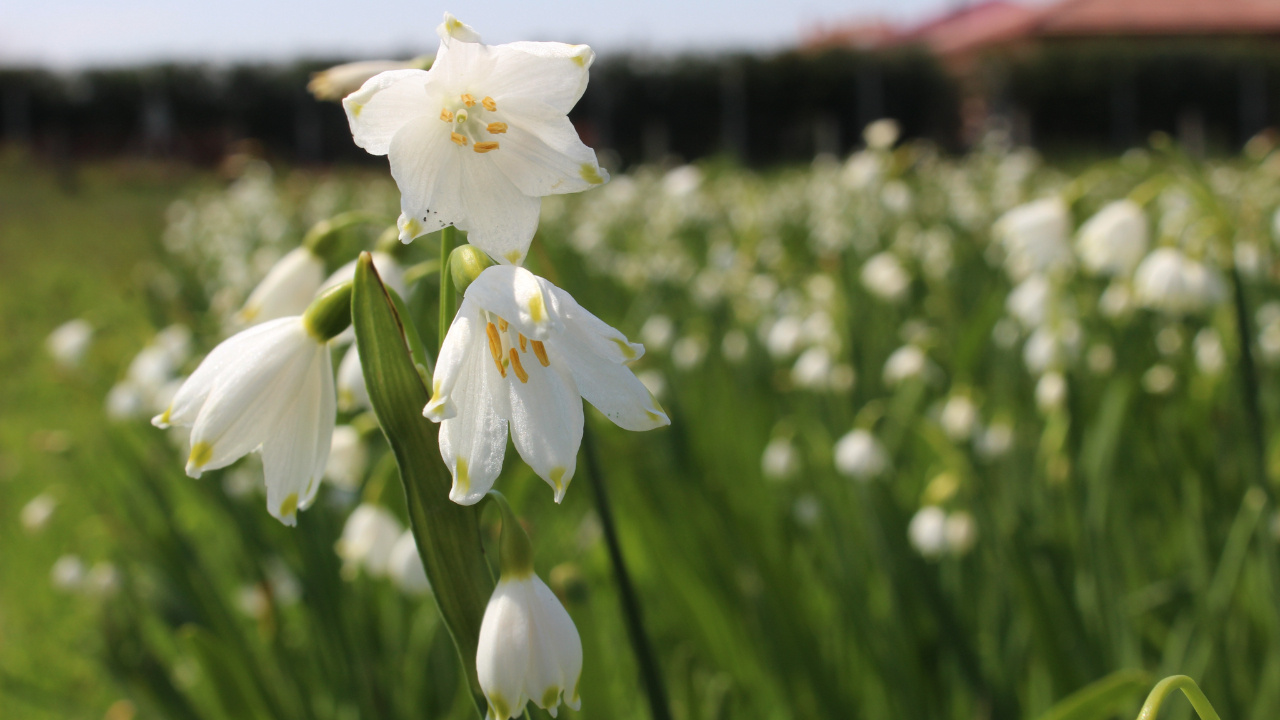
[352,252,493,716]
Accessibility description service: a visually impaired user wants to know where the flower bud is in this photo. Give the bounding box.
[449,244,497,296]
[303,281,354,342]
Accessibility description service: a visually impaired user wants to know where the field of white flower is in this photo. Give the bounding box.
[11,116,1280,719]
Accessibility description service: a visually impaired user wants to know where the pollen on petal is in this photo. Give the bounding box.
[509,348,529,383]
[440,108,454,122]
[481,96,497,111]
[473,141,499,153]
[279,493,299,520]
[188,441,213,469]
[579,163,606,185]
[531,340,550,367]
[451,132,468,146]
[461,93,476,107]
[486,122,507,134]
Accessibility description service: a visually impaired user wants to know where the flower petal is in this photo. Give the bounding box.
[425,299,481,421]
[464,266,562,340]
[506,353,582,503]
[531,575,582,710]
[455,154,541,265]
[477,579,534,719]
[344,69,435,156]
[491,106,608,197]
[155,319,285,428]
[438,324,510,504]
[389,115,463,242]
[482,42,595,116]
[549,340,668,432]
[260,348,333,525]
[545,284,643,364]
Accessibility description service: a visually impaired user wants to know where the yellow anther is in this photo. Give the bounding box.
[531,340,550,367]
[486,122,508,134]
[518,333,528,352]
[473,141,499,153]
[497,317,508,332]
[461,93,476,107]
[509,348,529,383]
[440,108,454,122]
[486,322,506,377]
[482,96,497,111]
[451,132,467,146]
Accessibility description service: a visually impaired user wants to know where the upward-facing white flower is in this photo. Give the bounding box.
[344,12,609,265]
[153,315,336,525]
[425,265,669,505]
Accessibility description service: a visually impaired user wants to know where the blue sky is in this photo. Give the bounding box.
[2,0,965,68]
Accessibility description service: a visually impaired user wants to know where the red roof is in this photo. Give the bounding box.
[902,1,1040,57]
[1034,0,1280,37]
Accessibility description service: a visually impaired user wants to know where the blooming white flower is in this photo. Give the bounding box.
[336,504,403,577]
[477,572,582,719]
[761,437,798,481]
[336,345,370,412]
[239,247,325,325]
[1077,200,1148,276]
[883,344,929,386]
[939,394,978,441]
[324,425,368,491]
[387,530,433,595]
[1006,275,1050,329]
[909,506,947,558]
[426,266,669,505]
[639,315,675,352]
[51,554,86,592]
[344,12,609,264]
[993,198,1073,281]
[153,315,337,525]
[863,118,900,150]
[1035,371,1067,412]
[1195,328,1225,375]
[861,252,911,302]
[20,493,57,532]
[1133,248,1226,314]
[975,421,1013,459]
[834,429,889,480]
[46,319,93,369]
[1142,364,1177,395]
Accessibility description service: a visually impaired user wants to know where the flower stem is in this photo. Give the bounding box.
[581,425,672,720]
[1230,267,1270,497]
[439,225,456,350]
[1135,675,1222,720]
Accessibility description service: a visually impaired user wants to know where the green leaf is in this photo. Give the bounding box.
[352,251,493,718]
[1033,669,1151,720]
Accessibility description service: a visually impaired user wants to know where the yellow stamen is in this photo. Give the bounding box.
[461,93,476,107]
[531,340,550,367]
[482,96,497,111]
[473,141,499,153]
[486,322,506,377]
[486,122,507,134]
[518,333,527,352]
[440,108,454,122]
[451,132,467,146]
[497,317,508,332]
[509,348,529,383]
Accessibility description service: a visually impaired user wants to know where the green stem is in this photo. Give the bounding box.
[439,226,456,350]
[1230,266,1270,497]
[581,425,672,720]
[1135,675,1222,720]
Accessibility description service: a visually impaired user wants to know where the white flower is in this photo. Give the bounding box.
[46,319,93,369]
[944,511,977,556]
[1077,200,1148,276]
[791,346,833,389]
[671,335,707,370]
[51,555,86,591]
[993,198,1073,281]
[309,59,426,101]
[863,118,900,150]
[344,12,609,265]
[153,316,336,525]
[761,437,798,481]
[1023,320,1080,374]
[975,421,1013,459]
[909,506,947,559]
[639,315,675,351]
[883,345,929,386]
[388,530,433,595]
[1006,275,1050,329]
[239,247,325,325]
[425,266,669,505]
[939,394,978,441]
[1035,371,1067,412]
[1142,364,1177,395]
[477,572,582,719]
[324,425,368,490]
[336,504,403,577]
[1133,248,1225,314]
[721,329,749,363]
[336,345,370,412]
[20,493,57,532]
[834,429,888,480]
[1195,328,1225,375]
[861,252,911,302]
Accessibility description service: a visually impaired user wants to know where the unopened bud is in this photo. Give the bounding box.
[303,281,353,341]
[449,244,497,295]
[302,211,378,255]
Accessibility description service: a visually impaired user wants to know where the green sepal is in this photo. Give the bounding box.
[302,281,353,342]
[487,491,534,579]
[351,251,493,718]
[449,244,497,296]
[301,211,380,256]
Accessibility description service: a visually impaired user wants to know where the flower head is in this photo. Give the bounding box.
[1077,199,1148,276]
[344,12,609,265]
[425,265,668,505]
[153,312,338,526]
[239,247,325,325]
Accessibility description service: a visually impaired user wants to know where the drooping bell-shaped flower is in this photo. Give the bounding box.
[335,503,403,577]
[478,493,582,719]
[238,246,325,325]
[993,198,1073,281]
[425,265,668,505]
[154,284,350,525]
[309,58,430,101]
[1076,199,1148,276]
[1133,247,1225,314]
[343,12,610,265]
